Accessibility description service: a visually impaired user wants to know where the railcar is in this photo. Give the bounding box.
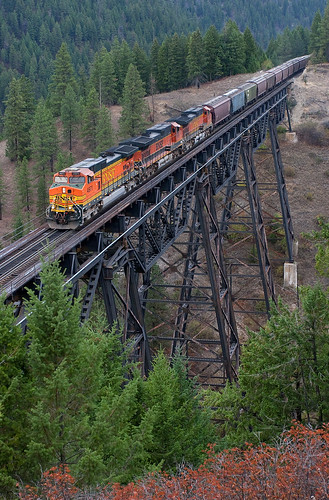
[238,82,257,105]
[204,95,231,126]
[47,55,309,229]
[248,75,267,96]
[224,88,245,114]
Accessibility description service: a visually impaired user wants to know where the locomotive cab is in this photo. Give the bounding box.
[47,166,101,229]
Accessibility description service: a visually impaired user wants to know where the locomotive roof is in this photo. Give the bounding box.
[114,144,140,156]
[66,158,105,171]
[145,122,172,137]
[125,135,157,148]
[169,114,193,126]
[182,106,203,116]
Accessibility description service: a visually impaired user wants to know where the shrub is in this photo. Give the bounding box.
[296,121,327,146]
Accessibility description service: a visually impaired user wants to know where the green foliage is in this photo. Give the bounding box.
[0,167,5,221]
[3,76,34,162]
[31,99,58,215]
[221,20,246,75]
[205,287,329,446]
[60,84,80,151]
[90,47,118,105]
[95,105,114,155]
[24,259,110,480]
[203,25,223,81]
[319,1,329,61]
[306,216,329,277]
[81,87,99,151]
[119,64,148,138]
[267,25,310,65]
[16,157,32,213]
[143,352,215,469]
[0,297,29,496]
[244,27,262,72]
[187,29,205,85]
[31,98,58,172]
[48,42,77,116]
[91,351,214,484]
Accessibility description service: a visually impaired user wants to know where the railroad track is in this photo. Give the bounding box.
[0,228,73,294]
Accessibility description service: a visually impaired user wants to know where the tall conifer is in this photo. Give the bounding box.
[82,88,99,151]
[61,84,80,151]
[119,64,148,138]
[48,42,77,116]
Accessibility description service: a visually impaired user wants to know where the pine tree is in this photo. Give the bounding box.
[16,157,32,213]
[206,286,329,446]
[243,27,260,73]
[0,166,5,221]
[100,50,118,105]
[31,98,58,172]
[3,77,34,162]
[150,38,160,88]
[187,29,205,86]
[61,84,80,151]
[221,20,246,75]
[276,27,294,62]
[48,42,77,116]
[319,2,329,62]
[24,260,103,480]
[132,42,150,92]
[54,151,75,173]
[156,37,170,92]
[90,47,117,105]
[0,298,29,496]
[168,33,187,90]
[110,39,132,100]
[95,105,114,154]
[91,351,214,483]
[119,63,148,138]
[31,99,58,213]
[142,352,215,470]
[82,87,99,151]
[203,25,222,81]
[309,11,323,62]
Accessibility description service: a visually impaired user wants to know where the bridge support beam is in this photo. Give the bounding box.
[195,178,239,383]
[242,134,276,314]
[269,113,294,262]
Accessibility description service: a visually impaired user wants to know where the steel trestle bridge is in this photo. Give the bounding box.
[1,80,295,387]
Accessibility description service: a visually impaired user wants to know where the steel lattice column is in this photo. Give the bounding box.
[195,178,239,383]
[242,134,276,313]
[171,204,200,358]
[269,112,294,262]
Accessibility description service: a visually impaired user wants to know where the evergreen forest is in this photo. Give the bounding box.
[0,0,326,112]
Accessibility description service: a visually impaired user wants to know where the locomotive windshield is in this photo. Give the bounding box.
[69,176,85,187]
[51,175,86,188]
[54,176,67,184]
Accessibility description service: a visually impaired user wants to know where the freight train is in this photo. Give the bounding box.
[46,55,309,229]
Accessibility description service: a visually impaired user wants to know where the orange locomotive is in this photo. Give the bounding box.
[46,106,212,229]
[47,55,309,230]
